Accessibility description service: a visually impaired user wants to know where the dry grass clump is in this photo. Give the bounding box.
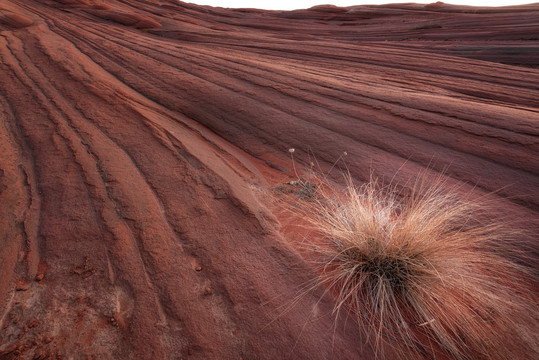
[302,175,538,360]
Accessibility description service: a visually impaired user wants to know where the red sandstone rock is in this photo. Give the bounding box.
[15,279,30,291]
[86,9,140,26]
[35,261,48,282]
[134,17,161,29]
[0,0,537,359]
[0,13,33,28]
[86,9,161,28]
[52,0,91,5]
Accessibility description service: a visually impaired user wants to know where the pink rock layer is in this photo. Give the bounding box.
[0,1,537,359]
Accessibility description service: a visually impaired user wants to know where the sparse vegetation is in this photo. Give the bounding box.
[283,153,538,359]
[274,148,321,200]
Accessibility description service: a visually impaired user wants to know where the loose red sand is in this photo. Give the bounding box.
[0,1,537,359]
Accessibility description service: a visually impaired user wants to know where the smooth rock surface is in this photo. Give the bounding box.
[0,1,537,359]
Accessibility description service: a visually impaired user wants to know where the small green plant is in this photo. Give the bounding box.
[294,171,538,359]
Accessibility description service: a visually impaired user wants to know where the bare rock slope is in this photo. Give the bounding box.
[0,1,538,359]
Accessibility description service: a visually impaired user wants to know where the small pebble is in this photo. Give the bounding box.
[33,349,46,360]
[27,319,39,328]
[15,279,30,291]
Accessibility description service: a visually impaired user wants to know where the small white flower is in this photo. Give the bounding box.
[343,151,348,156]
[289,148,295,153]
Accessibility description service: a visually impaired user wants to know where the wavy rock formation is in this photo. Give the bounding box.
[0,1,537,359]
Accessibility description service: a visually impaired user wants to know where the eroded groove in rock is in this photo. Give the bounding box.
[0,1,537,359]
